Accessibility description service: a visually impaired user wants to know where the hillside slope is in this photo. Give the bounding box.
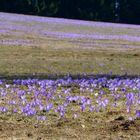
[0,12,140,77]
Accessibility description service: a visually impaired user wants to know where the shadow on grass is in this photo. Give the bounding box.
[0,73,139,80]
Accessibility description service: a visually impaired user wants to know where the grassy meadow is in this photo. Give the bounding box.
[0,12,140,77]
[0,12,140,140]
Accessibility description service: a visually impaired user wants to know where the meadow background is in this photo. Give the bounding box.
[0,12,140,78]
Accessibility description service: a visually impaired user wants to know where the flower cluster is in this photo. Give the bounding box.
[0,12,140,47]
[0,76,140,122]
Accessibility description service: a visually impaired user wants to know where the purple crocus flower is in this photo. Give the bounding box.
[45,103,53,111]
[135,110,140,117]
[80,104,86,111]
[56,105,65,112]
[100,90,104,95]
[12,108,17,113]
[21,105,36,116]
[36,116,46,121]
[5,84,10,88]
[89,106,94,111]
[55,105,65,118]
[0,107,8,113]
[8,100,16,105]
